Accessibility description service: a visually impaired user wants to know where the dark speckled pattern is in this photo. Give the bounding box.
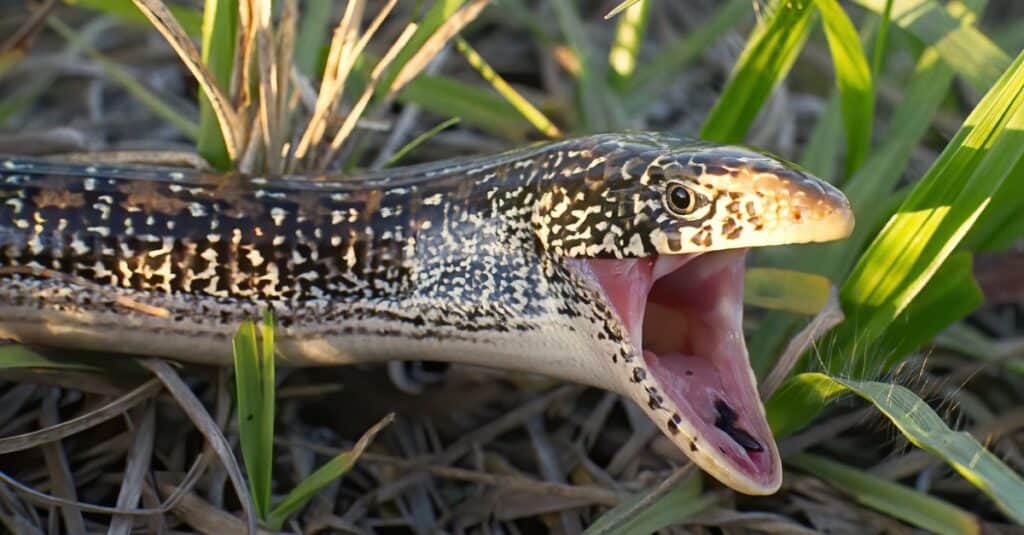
[0,133,853,495]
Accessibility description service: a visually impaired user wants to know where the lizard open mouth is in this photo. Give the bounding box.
[572,249,780,494]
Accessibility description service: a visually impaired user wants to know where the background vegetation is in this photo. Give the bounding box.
[0,0,1022,532]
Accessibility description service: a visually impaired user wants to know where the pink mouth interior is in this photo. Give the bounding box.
[576,250,774,483]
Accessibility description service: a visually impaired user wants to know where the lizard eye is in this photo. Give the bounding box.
[664,182,698,216]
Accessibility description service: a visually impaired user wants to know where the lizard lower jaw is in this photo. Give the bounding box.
[575,251,782,495]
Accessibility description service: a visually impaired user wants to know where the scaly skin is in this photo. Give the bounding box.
[0,133,853,494]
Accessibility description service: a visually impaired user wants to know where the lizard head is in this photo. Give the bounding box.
[532,134,854,494]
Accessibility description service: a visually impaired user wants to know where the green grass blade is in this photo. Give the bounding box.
[627,0,749,112]
[607,0,648,92]
[603,0,643,20]
[381,0,467,93]
[65,0,202,37]
[0,344,138,374]
[267,413,394,530]
[851,0,1009,92]
[550,0,625,131]
[873,252,981,368]
[398,74,534,140]
[382,117,460,168]
[869,0,893,74]
[584,472,710,535]
[813,0,874,175]
[47,18,199,140]
[293,0,332,77]
[454,36,561,138]
[744,268,831,315]
[700,0,816,143]
[197,0,237,170]
[766,251,980,427]
[788,453,982,535]
[832,49,1024,368]
[777,374,1024,523]
[798,94,843,178]
[232,316,275,520]
[962,149,1024,250]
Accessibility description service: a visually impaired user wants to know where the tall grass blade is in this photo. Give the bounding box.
[266,413,394,529]
[380,0,467,93]
[47,18,199,140]
[831,49,1024,369]
[386,0,489,96]
[551,0,625,131]
[232,314,276,520]
[869,0,893,74]
[455,36,561,138]
[603,0,642,20]
[585,470,708,535]
[607,0,648,92]
[769,374,1024,523]
[872,252,981,367]
[813,0,874,175]
[197,0,237,170]
[788,453,982,534]
[398,74,534,140]
[67,0,202,36]
[766,251,980,424]
[131,0,242,162]
[851,0,1009,91]
[293,0,332,77]
[382,117,460,168]
[627,0,749,110]
[700,0,816,143]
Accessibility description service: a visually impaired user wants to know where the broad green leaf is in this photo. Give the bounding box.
[65,0,202,36]
[585,472,709,535]
[398,74,534,140]
[813,0,874,175]
[851,0,1010,91]
[267,414,394,530]
[607,0,649,92]
[197,0,237,170]
[788,453,981,535]
[232,315,276,520]
[744,268,831,315]
[701,0,816,143]
[832,48,1024,368]
[771,374,1024,523]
